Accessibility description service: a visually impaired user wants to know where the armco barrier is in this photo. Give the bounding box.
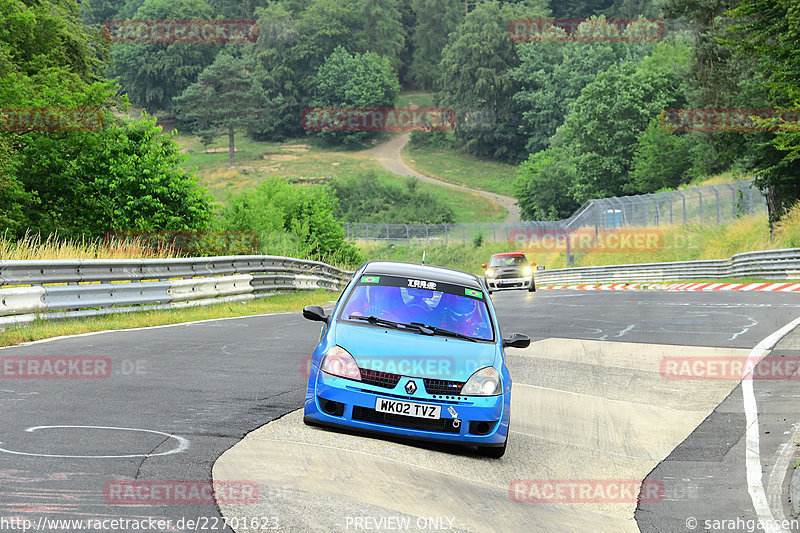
[536,248,800,285]
[0,255,353,329]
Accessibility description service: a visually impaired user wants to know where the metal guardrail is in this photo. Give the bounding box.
[0,255,353,328]
[535,248,800,285]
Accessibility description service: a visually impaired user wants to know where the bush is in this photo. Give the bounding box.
[331,171,455,224]
[218,178,362,266]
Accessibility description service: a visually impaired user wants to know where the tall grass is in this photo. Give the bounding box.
[0,232,179,261]
[359,208,800,273]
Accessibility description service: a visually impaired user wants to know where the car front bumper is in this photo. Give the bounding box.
[485,276,533,291]
[304,365,509,447]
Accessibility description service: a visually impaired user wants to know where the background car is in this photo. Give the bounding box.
[302,260,530,458]
[481,252,536,293]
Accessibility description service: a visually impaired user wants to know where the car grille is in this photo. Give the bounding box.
[423,378,464,395]
[360,368,401,389]
[495,271,523,279]
[352,406,460,433]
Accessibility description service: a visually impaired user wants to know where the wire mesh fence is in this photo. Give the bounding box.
[344,180,767,246]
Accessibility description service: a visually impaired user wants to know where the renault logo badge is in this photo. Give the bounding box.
[405,380,417,395]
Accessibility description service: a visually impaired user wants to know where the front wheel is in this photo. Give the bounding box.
[528,278,536,292]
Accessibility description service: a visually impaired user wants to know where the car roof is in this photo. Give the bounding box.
[491,252,526,257]
[361,261,482,289]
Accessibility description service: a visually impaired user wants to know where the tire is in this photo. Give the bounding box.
[528,277,536,292]
[478,439,506,458]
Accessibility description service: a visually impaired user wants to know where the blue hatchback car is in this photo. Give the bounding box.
[302,261,530,458]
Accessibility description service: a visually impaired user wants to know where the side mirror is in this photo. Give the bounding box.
[481,263,487,269]
[303,305,328,323]
[502,333,530,349]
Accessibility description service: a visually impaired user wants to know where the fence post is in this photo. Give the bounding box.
[444,224,448,245]
[669,196,673,225]
[404,224,410,247]
[364,223,369,242]
[463,225,466,245]
[425,223,429,244]
[696,190,703,223]
[712,186,720,225]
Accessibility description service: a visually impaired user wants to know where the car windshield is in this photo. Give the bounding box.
[489,255,527,267]
[340,277,494,342]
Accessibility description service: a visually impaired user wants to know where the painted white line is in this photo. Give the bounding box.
[0,309,303,350]
[766,423,800,521]
[742,316,800,533]
[0,425,190,458]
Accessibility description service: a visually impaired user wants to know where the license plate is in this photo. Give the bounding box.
[375,398,440,419]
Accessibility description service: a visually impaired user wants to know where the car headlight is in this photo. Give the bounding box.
[462,367,501,396]
[523,266,532,276]
[485,268,495,278]
[321,346,361,381]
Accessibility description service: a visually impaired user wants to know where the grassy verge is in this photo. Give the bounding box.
[396,91,435,108]
[402,142,518,197]
[359,207,800,274]
[0,291,333,347]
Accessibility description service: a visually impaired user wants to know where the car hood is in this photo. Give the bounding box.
[334,322,498,381]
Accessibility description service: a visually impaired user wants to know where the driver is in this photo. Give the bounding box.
[365,286,407,322]
[439,293,484,337]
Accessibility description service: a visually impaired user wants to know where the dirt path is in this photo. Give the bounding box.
[369,133,521,223]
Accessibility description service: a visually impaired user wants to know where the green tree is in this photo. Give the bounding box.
[357,0,406,71]
[247,0,364,140]
[310,46,400,146]
[730,0,800,226]
[408,0,462,90]
[15,114,213,237]
[627,118,694,193]
[174,53,268,167]
[437,0,549,163]
[110,0,219,113]
[513,33,652,154]
[560,43,690,202]
[514,147,581,220]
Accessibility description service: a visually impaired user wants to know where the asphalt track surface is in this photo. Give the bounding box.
[0,290,799,532]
